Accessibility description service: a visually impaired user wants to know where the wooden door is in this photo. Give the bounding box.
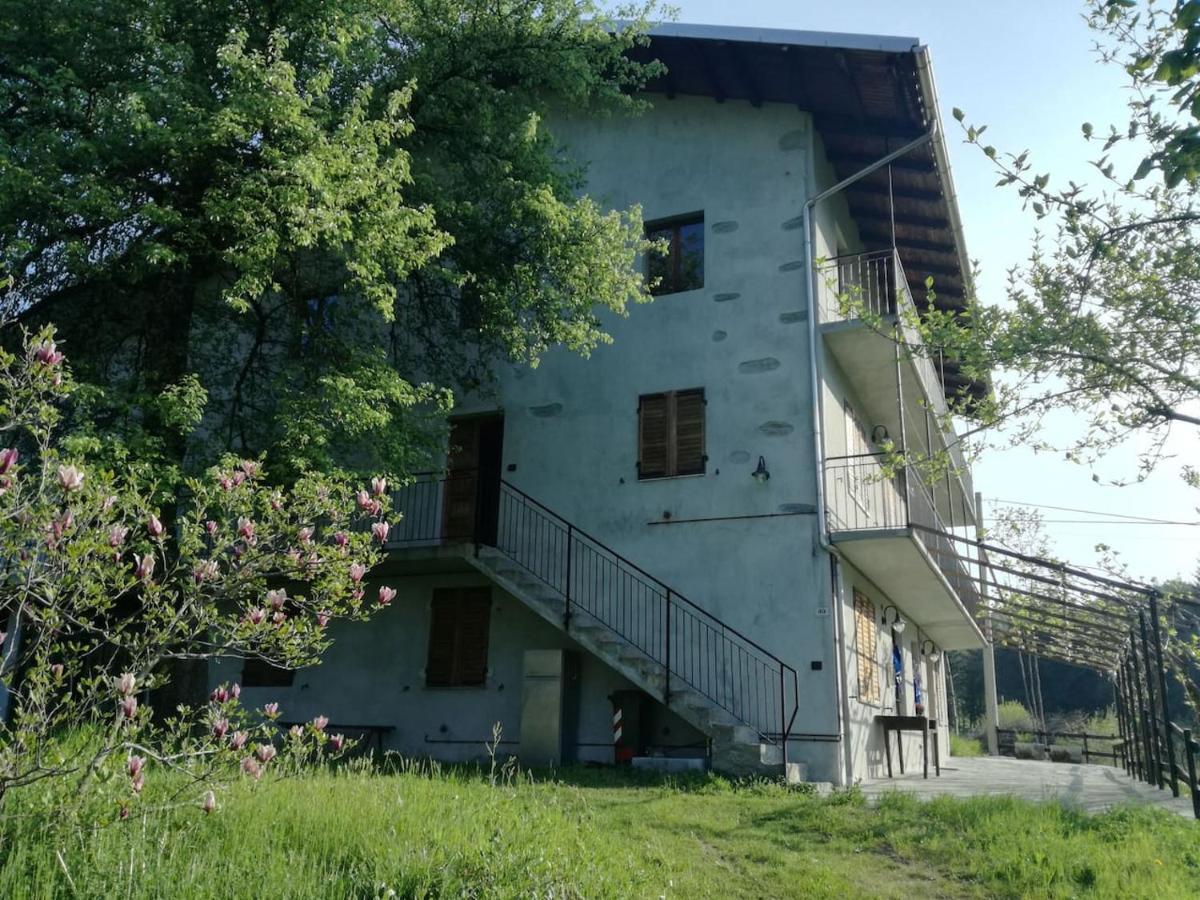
[442,416,503,542]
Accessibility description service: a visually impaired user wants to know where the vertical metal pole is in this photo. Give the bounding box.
[663,589,672,705]
[563,523,573,631]
[1114,667,1131,774]
[893,322,909,527]
[779,666,788,776]
[1137,615,1163,788]
[1130,649,1152,783]
[1184,729,1200,820]
[1149,592,1179,797]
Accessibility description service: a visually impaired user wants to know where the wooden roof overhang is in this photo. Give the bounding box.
[629,25,986,404]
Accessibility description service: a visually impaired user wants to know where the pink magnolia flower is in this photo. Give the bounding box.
[218,476,233,492]
[127,755,145,779]
[50,663,64,680]
[232,471,246,487]
[116,672,136,696]
[289,724,304,739]
[371,477,388,497]
[355,490,373,512]
[212,718,229,739]
[377,586,396,607]
[0,475,11,495]
[333,531,349,548]
[245,608,266,626]
[311,715,329,732]
[270,493,283,511]
[329,733,345,752]
[108,525,129,548]
[120,696,138,719]
[0,631,7,646]
[230,682,241,700]
[255,743,276,764]
[272,611,287,626]
[193,559,219,584]
[205,520,219,536]
[237,517,255,543]
[316,611,330,628]
[230,731,249,750]
[241,757,262,780]
[262,702,280,719]
[33,340,64,366]
[349,562,366,583]
[239,459,260,477]
[102,494,117,512]
[0,448,17,475]
[210,685,229,704]
[57,464,84,492]
[297,526,314,545]
[266,588,287,611]
[134,553,155,582]
[371,521,390,544]
[147,515,165,539]
[351,587,364,603]
[202,790,217,814]
[131,772,145,794]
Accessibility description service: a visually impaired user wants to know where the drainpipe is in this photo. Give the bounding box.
[804,126,936,786]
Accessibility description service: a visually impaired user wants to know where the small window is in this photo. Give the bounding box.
[426,587,491,687]
[638,389,706,479]
[242,658,295,688]
[646,213,704,295]
[853,590,881,705]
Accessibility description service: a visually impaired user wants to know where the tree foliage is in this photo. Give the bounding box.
[0,0,663,478]
[0,325,399,811]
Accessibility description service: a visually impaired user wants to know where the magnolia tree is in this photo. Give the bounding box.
[0,326,399,816]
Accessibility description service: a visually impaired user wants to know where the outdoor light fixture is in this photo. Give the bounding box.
[751,456,770,483]
[881,605,906,633]
[871,424,890,444]
[921,640,940,663]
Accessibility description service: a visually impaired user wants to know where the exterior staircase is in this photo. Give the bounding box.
[391,474,802,781]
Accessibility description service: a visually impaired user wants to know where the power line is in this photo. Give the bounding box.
[985,497,1197,526]
[1036,519,1200,526]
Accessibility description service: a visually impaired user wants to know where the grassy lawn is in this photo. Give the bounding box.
[2,761,1198,898]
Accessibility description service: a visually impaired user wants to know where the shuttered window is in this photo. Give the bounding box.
[853,590,881,705]
[638,389,706,479]
[426,587,491,687]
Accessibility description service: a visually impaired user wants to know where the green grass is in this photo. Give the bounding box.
[2,761,1198,898]
[951,732,986,757]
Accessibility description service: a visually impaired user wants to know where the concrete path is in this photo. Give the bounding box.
[861,756,1197,818]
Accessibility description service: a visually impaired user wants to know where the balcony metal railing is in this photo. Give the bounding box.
[824,453,981,614]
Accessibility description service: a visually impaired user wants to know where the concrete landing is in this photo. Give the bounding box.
[861,756,1197,819]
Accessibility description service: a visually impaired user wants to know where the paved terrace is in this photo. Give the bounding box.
[861,756,1196,818]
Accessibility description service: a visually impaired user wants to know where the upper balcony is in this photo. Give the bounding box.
[816,248,975,517]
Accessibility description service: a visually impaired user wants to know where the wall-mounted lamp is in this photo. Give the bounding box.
[921,639,940,663]
[751,455,770,483]
[881,605,906,634]
[870,424,891,445]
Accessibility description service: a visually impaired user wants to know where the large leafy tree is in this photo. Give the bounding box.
[0,0,661,478]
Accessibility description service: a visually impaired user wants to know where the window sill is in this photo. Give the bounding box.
[636,472,707,482]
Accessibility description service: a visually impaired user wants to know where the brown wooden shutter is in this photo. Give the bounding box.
[425,594,459,687]
[638,393,670,479]
[674,389,706,475]
[426,587,491,687]
[853,590,881,704]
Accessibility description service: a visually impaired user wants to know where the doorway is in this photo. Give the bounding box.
[442,414,504,544]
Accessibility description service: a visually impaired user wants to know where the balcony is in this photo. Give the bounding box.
[817,249,974,507]
[824,452,985,650]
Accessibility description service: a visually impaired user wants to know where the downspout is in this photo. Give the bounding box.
[804,123,936,787]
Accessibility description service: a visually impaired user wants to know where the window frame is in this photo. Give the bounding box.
[424,587,492,689]
[645,212,705,296]
[852,590,881,706]
[637,388,707,480]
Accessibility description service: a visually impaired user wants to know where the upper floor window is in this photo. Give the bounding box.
[638,388,706,479]
[646,213,704,295]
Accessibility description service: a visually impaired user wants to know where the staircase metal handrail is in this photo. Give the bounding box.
[495,478,799,756]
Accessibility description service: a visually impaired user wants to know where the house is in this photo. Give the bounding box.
[212,23,997,785]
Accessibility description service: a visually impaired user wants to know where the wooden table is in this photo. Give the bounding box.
[875,715,940,779]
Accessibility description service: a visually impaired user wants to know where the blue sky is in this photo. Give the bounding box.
[657,0,1199,583]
